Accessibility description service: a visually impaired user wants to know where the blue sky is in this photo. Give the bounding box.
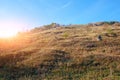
[0,0,120,30]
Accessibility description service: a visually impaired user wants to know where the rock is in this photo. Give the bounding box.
[97,35,102,41]
[86,43,97,48]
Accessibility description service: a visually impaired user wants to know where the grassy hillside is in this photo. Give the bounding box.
[0,22,120,80]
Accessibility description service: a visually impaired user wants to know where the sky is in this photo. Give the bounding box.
[0,0,120,30]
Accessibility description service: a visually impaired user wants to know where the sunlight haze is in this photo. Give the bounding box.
[0,20,27,38]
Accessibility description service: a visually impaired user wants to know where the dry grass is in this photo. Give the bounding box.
[0,24,120,80]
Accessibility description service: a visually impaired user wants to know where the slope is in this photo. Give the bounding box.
[0,22,120,80]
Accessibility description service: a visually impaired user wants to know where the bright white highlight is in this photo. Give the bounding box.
[0,20,26,38]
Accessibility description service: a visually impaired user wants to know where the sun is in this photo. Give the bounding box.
[0,27,19,38]
[0,20,26,38]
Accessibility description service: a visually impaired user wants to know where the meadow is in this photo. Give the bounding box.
[0,22,120,80]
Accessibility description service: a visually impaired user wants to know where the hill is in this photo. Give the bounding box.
[0,21,120,80]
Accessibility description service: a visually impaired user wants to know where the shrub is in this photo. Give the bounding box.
[107,29,113,34]
[62,32,69,38]
[106,28,117,37]
[103,21,119,25]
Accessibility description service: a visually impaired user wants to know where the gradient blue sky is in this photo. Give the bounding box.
[0,0,120,30]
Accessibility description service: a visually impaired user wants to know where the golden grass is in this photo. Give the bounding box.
[0,24,120,79]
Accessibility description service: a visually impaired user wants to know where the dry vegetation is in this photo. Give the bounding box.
[0,22,120,80]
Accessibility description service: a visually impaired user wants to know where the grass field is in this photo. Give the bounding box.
[0,23,120,80]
